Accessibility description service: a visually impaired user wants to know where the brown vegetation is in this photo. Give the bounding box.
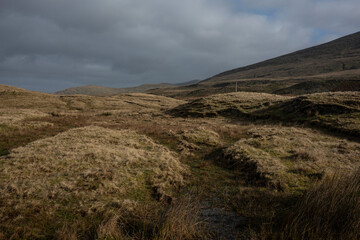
[279,169,360,240]
[170,91,360,139]
[95,196,206,240]
[222,126,360,192]
[0,126,189,239]
[170,92,290,118]
[1,83,360,239]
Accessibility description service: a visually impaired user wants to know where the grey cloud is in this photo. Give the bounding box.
[241,0,360,35]
[0,0,357,92]
[286,0,360,34]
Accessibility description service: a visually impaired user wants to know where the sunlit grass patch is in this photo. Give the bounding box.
[0,126,189,239]
[221,126,360,192]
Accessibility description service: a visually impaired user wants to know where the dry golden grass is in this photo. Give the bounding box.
[271,91,360,118]
[95,196,207,240]
[0,108,51,128]
[277,169,360,240]
[58,93,185,114]
[2,84,360,239]
[262,91,360,138]
[169,91,360,139]
[168,127,222,155]
[304,91,360,107]
[222,126,360,192]
[0,85,67,111]
[20,195,206,240]
[177,127,221,146]
[0,114,93,157]
[0,126,189,239]
[170,92,291,117]
[0,85,185,118]
[0,85,186,155]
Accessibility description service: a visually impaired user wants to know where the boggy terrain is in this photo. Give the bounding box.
[0,84,360,239]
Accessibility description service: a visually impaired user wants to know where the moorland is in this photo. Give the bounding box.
[1,32,360,240]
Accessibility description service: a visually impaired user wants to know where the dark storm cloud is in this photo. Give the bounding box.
[0,0,358,92]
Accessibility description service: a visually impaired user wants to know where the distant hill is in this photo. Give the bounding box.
[210,32,360,80]
[149,31,360,98]
[54,80,200,96]
[54,84,174,96]
[174,80,200,86]
[54,85,120,96]
[56,32,360,98]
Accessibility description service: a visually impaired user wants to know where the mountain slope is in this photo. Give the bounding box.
[55,80,200,96]
[211,31,360,80]
[54,84,175,96]
[54,85,121,96]
[149,31,360,98]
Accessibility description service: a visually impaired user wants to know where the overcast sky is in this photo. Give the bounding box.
[0,0,359,92]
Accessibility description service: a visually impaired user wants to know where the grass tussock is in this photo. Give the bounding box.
[52,196,206,240]
[230,187,296,224]
[0,126,189,239]
[155,196,207,240]
[168,127,222,155]
[222,126,360,192]
[0,108,50,127]
[279,169,360,240]
[177,127,220,146]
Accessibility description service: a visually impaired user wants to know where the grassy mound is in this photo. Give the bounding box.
[56,93,184,115]
[332,80,360,91]
[170,91,360,138]
[264,91,360,137]
[0,84,67,111]
[114,93,185,110]
[222,126,360,192]
[169,92,290,118]
[273,91,360,117]
[0,109,50,127]
[169,127,222,155]
[0,85,184,115]
[0,126,189,239]
[273,79,343,95]
[179,127,220,146]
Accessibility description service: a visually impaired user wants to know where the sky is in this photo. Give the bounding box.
[0,0,359,92]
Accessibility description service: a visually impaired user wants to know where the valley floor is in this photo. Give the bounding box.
[0,86,359,239]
